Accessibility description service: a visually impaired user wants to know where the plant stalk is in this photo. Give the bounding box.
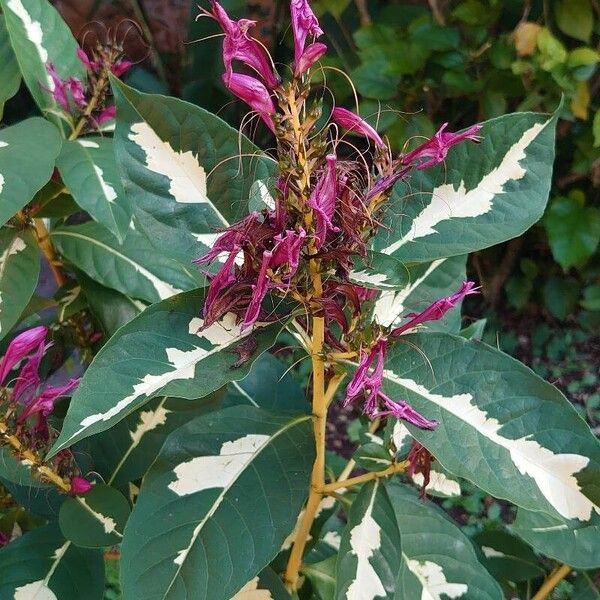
[323,461,409,493]
[531,564,571,600]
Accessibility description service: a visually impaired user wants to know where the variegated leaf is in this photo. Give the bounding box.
[111,77,274,238]
[335,480,401,600]
[512,508,600,569]
[49,289,284,457]
[348,252,409,291]
[379,333,600,522]
[120,406,313,600]
[58,483,130,548]
[57,137,132,243]
[0,14,20,119]
[0,228,39,340]
[387,482,502,600]
[372,254,466,332]
[373,112,557,262]
[51,221,199,304]
[0,0,85,133]
[87,392,222,487]
[0,522,103,599]
[0,117,62,226]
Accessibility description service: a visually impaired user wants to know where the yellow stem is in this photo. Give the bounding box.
[322,461,408,493]
[324,372,345,408]
[335,419,381,484]
[531,564,571,600]
[69,67,109,141]
[33,219,67,287]
[0,420,71,493]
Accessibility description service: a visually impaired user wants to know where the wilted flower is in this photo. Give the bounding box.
[400,123,483,170]
[331,107,385,148]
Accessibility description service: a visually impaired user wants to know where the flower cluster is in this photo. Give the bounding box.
[197,0,482,429]
[0,327,90,495]
[44,44,132,130]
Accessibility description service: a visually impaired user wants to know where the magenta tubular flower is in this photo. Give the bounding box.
[70,476,93,496]
[271,228,306,276]
[401,123,483,170]
[11,340,48,403]
[391,281,479,337]
[111,59,133,77]
[295,41,327,76]
[18,378,80,424]
[242,250,273,330]
[331,107,385,148]
[208,1,279,88]
[290,0,323,66]
[203,249,239,318]
[77,47,95,70]
[223,72,276,132]
[308,154,338,248]
[67,78,87,108]
[0,327,48,387]
[344,339,387,412]
[366,168,410,201]
[45,63,70,111]
[374,392,438,429]
[95,105,116,126]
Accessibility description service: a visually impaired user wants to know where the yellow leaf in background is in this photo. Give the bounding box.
[514,22,542,56]
[231,578,273,600]
[571,81,590,120]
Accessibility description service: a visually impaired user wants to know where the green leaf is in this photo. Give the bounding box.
[571,571,600,599]
[233,569,292,599]
[373,112,557,262]
[545,195,600,270]
[111,77,274,238]
[372,255,467,333]
[303,555,336,600]
[593,110,600,148]
[556,0,593,43]
[568,47,600,68]
[582,284,600,311]
[379,332,600,522]
[77,272,146,336]
[407,461,461,498]
[0,117,62,226]
[0,522,104,599]
[473,529,545,583]
[386,482,503,600]
[0,0,86,133]
[335,479,401,599]
[512,508,600,569]
[536,28,568,70]
[0,227,39,340]
[59,484,130,548]
[51,221,199,304]
[348,252,410,291]
[0,14,21,120]
[88,392,222,487]
[543,276,581,320]
[224,352,308,413]
[49,289,284,457]
[120,406,314,600]
[57,138,132,243]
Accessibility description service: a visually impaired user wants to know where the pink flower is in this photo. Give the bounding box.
[11,340,48,403]
[290,0,323,67]
[207,1,279,88]
[242,250,273,330]
[271,228,306,276]
[45,63,70,111]
[77,48,97,70]
[203,249,239,319]
[391,281,479,336]
[295,41,327,76]
[95,105,116,126]
[0,327,48,387]
[308,154,338,248]
[331,107,385,148]
[401,123,482,170]
[70,476,93,496]
[67,78,87,108]
[111,60,133,77]
[344,337,437,429]
[223,72,276,132]
[18,378,80,424]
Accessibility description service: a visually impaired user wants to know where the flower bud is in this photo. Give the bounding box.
[331,107,385,148]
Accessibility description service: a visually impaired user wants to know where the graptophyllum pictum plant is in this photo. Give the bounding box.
[0,0,598,598]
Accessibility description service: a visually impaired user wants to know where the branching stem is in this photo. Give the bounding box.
[322,461,408,493]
